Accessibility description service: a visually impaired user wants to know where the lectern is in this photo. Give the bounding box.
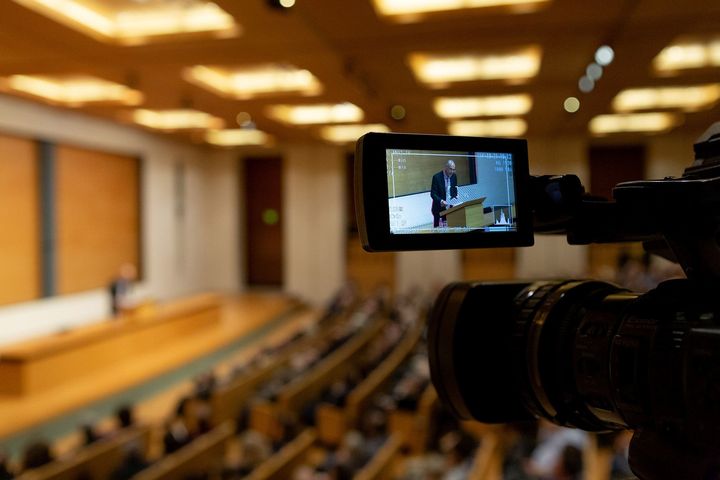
[440,197,493,228]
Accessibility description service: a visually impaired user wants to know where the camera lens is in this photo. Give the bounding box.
[428,281,535,423]
[511,280,632,431]
[429,277,720,446]
[428,279,633,429]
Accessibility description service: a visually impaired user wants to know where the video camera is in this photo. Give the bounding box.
[354,124,720,479]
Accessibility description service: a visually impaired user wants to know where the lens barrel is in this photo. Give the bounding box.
[429,277,720,445]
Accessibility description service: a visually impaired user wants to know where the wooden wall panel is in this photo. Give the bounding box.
[462,248,516,281]
[0,134,40,304]
[346,234,395,295]
[56,145,140,294]
[387,150,472,198]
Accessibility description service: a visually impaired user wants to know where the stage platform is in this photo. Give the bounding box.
[0,292,301,440]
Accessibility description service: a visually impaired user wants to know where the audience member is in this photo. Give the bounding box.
[502,422,538,480]
[80,423,102,446]
[163,406,192,455]
[554,445,583,480]
[0,449,14,480]
[21,440,54,471]
[399,454,445,480]
[116,404,135,429]
[233,430,272,476]
[439,430,476,480]
[110,441,150,480]
[610,431,634,479]
[359,408,388,461]
[525,420,589,479]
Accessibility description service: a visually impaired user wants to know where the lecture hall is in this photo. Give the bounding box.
[0,1,717,479]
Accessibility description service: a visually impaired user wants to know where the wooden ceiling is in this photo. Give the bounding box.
[0,0,718,146]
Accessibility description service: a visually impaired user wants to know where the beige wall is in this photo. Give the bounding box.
[0,94,241,345]
[283,144,346,306]
[516,135,590,279]
[396,250,462,295]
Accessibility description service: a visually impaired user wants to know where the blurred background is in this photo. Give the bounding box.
[0,1,716,478]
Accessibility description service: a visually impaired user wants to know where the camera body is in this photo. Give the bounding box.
[355,124,720,479]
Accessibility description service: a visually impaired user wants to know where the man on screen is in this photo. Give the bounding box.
[430,160,458,227]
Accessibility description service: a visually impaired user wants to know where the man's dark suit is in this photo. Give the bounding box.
[430,170,457,227]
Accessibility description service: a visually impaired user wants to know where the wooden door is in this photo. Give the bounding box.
[244,157,283,287]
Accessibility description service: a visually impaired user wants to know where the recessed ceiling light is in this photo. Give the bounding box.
[595,46,615,66]
[563,97,580,113]
[586,63,603,81]
[448,118,527,137]
[434,94,532,118]
[589,112,682,135]
[0,75,143,106]
[320,124,390,143]
[206,129,272,146]
[132,109,224,131]
[12,0,240,45]
[236,112,252,126]
[612,84,720,112]
[372,0,551,22]
[653,37,720,74]
[408,46,542,86]
[265,103,364,125]
[184,64,323,99]
[390,105,406,120]
[578,76,595,93]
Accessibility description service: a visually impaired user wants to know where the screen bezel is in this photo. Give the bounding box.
[356,132,534,251]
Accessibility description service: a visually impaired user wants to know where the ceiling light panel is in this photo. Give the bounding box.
[184,65,323,99]
[206,129,272,146]
[132,109,224,131]
[589,113,682,135]
[13,0,239,45]
[612,84,720,112]
[434,94,532,118]
[265,103,364,125]
[372,0,551,22]
[653,37,720,74]
[408,46,541,86]
[320,124,390,143]
[448,118,527,136]
[1,75,143,106]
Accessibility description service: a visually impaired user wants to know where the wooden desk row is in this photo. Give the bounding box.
[17,426,151,480]
[0,294,222,395]
[250,316,388,440]
[316,321,425,446]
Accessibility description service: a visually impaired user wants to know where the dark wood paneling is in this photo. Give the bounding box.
[386,150,472,198]
[588,145,645,276]
[244,157,283,286]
